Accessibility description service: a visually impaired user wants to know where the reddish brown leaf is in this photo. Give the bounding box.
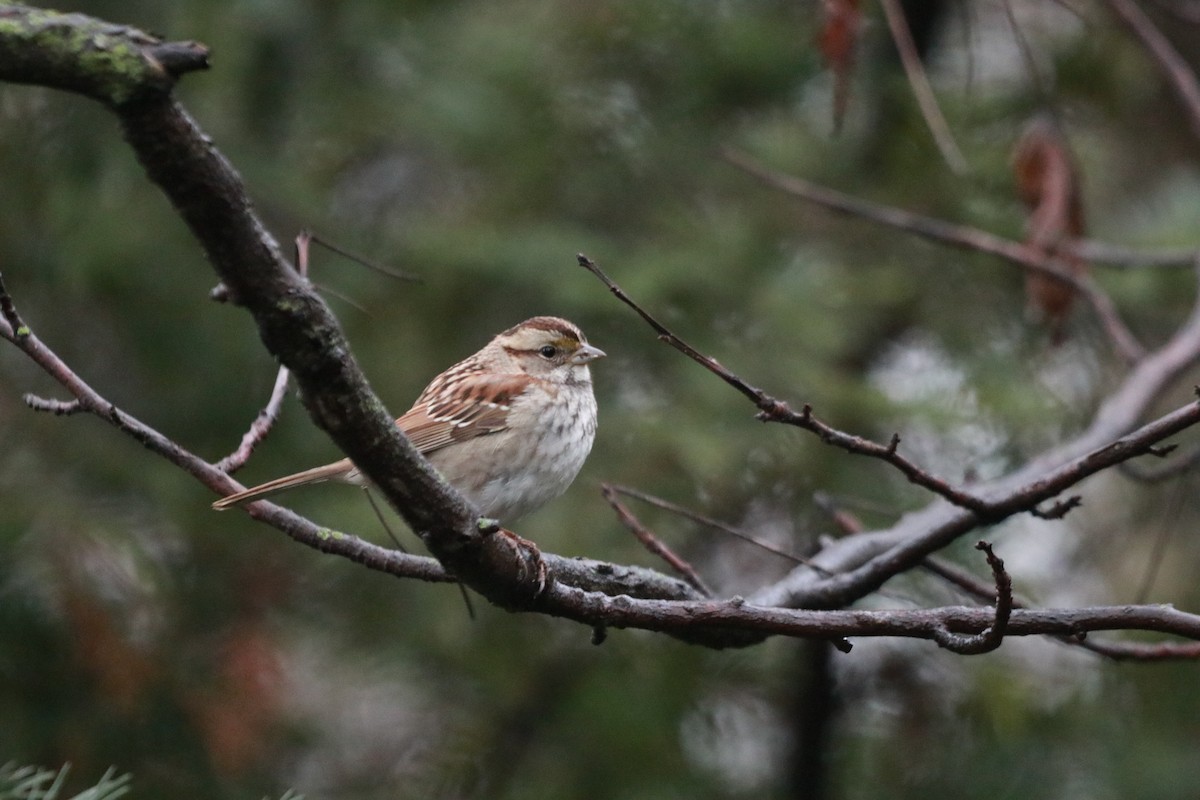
[819,0,862,132]
[60,580,160,715]
[1012,115,1089,339]
[188,622,285,776]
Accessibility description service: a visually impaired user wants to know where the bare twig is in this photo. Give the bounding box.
[1107,0,1200,143]
[216,364,291,473]
[1120,439,1200,482]
[601,484,713,597]
[23,394,83,415]
[577,253,991,509]
[720,148,1147,362]
[799,396,1200,608]
[212,232,329,473]
[879,0,969,173]
[576,253,1195,525]
[1073,240,1199,268]
[918,550,1198,660]
[309,231,421,283]
[812,491,866,537]
[930,541,1012,654]
[607,483,818,568]
[0,272,24,339]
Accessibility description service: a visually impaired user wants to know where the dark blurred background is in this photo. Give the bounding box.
[3,1,1200,798]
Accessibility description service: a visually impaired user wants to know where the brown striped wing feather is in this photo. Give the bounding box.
[397,372,534,454]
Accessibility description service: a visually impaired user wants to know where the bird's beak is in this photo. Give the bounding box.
[571,343,606,365]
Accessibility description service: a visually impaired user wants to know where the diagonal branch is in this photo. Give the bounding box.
[1106,0,1200,143]
[879,0,968,173]
[601,484,713,597]
[607,483,815,567]
[577,253,993,510]
[720,147,1147,362]
[216,363,290,474]
[0,6,561,607]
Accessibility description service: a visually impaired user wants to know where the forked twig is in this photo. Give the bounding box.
[216,364,290,473]
[214,229,418,472]
[214,232,333,472]
[1120,440,1200,482]
[601,484,713,597]
[607,483,824,570]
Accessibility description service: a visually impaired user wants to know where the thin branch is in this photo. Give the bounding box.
[213,230,327,474]
[578,254,989,509]
[607,483,817,568]
[216,363,290,473]
[309,231,422,283]
[800,396,1200,608]
[580,251,1194,521]
[0,271,25,339]
[0,274,450,583]
[879,0,969,173]
[537,584,1200,654]
[601,485,713,597]
[720,147,1147,362]
[1107,0,1200,143]
[919,551,1200,660]
[1073,240,1199,268]
[1120,439,1200,482]
[930,541,1012,654]
[23,394,83,415]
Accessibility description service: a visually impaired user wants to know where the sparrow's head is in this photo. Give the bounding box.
[497,316,605,380]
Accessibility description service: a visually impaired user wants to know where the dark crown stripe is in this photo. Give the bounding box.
[506,316,582,341]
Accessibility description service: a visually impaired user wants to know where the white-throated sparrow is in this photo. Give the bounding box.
[213,316,603,521]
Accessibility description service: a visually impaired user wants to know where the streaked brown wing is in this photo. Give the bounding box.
[396,373,533,455]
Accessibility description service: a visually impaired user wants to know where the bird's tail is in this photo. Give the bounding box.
[212,459,356,510]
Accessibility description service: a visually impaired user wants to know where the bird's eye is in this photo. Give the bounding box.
[538,344,558,359]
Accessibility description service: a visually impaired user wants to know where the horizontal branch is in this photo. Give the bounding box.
[535,586,1200,655]
[0,6,208,107]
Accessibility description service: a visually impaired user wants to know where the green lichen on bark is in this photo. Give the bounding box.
[0,6,173,106]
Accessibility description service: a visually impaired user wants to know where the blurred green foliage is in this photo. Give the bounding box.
[3,1,1200,798]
